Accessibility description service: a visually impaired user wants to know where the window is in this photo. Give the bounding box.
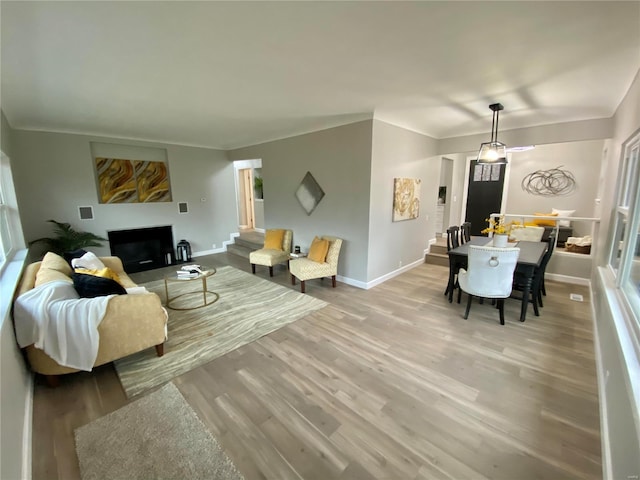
[609,130,640,336]
[0,151,20,270]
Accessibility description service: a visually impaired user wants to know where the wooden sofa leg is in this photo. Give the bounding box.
[155,343,164,357]
[251,263,256,274]
[44,375,60,388]
[332,275,337,288]
[269,266,274,277]
[291,274,296,285]
[300,280,306,293]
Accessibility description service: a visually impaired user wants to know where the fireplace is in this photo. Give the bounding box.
[108,225,176,273]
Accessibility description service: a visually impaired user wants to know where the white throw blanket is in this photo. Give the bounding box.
[14,280,113,371]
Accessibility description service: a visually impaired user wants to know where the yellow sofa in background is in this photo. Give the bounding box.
[14,252,167,386]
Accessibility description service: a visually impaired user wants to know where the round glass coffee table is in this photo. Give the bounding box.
[164,267,218,310]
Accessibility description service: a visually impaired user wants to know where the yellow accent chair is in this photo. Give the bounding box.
[249,229,293,277]
[290,236,342,293]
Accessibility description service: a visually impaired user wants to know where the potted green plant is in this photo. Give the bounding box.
[254,176,264,200]
[29,220,107,256]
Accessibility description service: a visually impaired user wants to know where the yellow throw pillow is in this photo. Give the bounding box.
[40,251,73,276]
[533,212,558,227]
[263,229,285,250]
[74,267,123,285]
[35,251,74,287]
[308,237,329,263]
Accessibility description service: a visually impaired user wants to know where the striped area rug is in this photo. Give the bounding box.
[114,266,327,397]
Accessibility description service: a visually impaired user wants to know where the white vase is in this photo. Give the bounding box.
[492,234,509,248]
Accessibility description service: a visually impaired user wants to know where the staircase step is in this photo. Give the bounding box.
[430,244,448,255]
[424,252,449,268]
[227,242,254,260]
[235,232,263,250]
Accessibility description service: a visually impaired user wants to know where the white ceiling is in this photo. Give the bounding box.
[2,1,639,150]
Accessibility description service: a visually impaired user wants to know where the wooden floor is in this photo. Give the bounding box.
[32,252,601,479]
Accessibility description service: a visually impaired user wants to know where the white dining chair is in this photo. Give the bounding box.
[458,245,520,325]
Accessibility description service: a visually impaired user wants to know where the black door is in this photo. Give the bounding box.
[465,160,506,236]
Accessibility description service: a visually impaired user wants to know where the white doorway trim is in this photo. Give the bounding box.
[233,159,262,230]
[460,153,512,226]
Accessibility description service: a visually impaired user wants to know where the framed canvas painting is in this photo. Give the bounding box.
[393,177,421,221]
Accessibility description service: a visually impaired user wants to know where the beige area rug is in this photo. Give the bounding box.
[114,265,327,397]
[75,382,244,480]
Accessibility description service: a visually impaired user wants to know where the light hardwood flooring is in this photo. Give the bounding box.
[32,252,601,479]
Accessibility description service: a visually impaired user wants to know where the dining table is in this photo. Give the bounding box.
[447,237,548,322]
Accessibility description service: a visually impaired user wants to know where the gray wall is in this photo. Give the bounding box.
[592,68,640,480]
[10,130,237,257]
[0,113,32,480]
[438,117,613,156]
[504,139,604,238]
[1,110,12,156]
[230,121,373,284]
[368,120,438,282]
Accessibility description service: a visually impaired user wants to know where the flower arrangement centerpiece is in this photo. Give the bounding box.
[482,215,511,247]
[481,215,509,235]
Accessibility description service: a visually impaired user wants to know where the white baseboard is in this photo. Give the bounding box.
[22,374,34,480]
[545,273,591,286]
[338,258,424,290]
[336,274,367,289]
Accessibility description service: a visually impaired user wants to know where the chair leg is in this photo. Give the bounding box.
[300,280,306,293]
[332,275,336,288]
[269,266,274,277]
[291,274,296,285]
[498,299,505,325]
[464,294,473,319]
[251,263,256,274]
[155,343,164,357]
[457,285,462,304]
[538,289,544,308]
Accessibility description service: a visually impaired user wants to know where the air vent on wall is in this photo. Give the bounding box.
[78,206,94,220]
[178,202,189,214]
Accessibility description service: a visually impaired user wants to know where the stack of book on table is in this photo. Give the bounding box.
[177,264,204,279]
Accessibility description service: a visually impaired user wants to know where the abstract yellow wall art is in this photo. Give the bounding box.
[393,177,421,222]
[95,158,137,203]
[134,161,172,203]
[95,158,172,203]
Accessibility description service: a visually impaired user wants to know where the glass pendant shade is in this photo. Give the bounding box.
[477,103,508,165]
[477,141,507,164]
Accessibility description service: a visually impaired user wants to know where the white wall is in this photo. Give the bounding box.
[368,120,438,282]
[229,121,373,284]
[0,112,32,480]
[504,140,604,237]
[10,130,238,258]
[592,68,640,480]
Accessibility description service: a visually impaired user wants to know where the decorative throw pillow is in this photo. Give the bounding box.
[264,229,285,250]
[552,208,576,228]
[71,251,106,271]
[40,251,73,275]
[72,273,127,298]
[533,212,558,227]
[35,252,74,287]
[308,237,329,263]
[63,248,88,266]
[74,267,123,286]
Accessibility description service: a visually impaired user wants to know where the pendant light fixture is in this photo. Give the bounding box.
[477,103,507,164]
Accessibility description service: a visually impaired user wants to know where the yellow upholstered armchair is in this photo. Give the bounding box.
[249,229,293,277]
[290,236,342,293]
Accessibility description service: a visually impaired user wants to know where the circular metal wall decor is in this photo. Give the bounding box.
[521,165,576,196]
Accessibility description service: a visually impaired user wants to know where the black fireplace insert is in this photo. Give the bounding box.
[108,225,175,273]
